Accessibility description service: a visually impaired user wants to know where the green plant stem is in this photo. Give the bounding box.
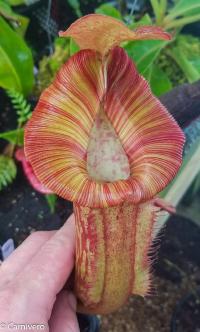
[167,47,200,83]
[4,143,15,158]
[8,124,22,158]
[150,0,161,23]
[3,122,21,158]
[165,14,200,29]
[8,121,24,157]
[159,0,167,21]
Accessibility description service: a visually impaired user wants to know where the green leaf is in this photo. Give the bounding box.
[150,0,161,22]
[146,64,172,96]
[45,194,57,214]
[0,16,34,95]
[160,136,200,215]
[0,128,24,145]
[0,155,17,191]
[0,1,30,36]
[167,0,200,19]
[0,0,18,21]
[165,13,200,29]
[124,39,168,74]
[190,171,200,198]
[67,0,82,17]
[169,44,200,83]
[69,38,80,56]
[95,4,122,19]
[5,0,26,5]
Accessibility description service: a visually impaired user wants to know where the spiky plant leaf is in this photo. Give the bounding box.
[0,155,17,191]
[7,90,32,126]
[0,128,24,145]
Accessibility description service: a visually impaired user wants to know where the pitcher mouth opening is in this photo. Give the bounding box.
[86,107,130,183]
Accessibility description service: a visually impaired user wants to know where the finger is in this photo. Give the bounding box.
[0,231,56,286]
[15,214,76,314]
[49,290,79,332]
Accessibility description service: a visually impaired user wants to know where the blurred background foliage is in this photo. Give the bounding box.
[0,0,200,213]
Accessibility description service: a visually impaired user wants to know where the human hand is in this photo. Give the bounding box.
[0,214,80,332]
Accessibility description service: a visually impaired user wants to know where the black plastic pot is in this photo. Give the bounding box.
[171,289,200,332]
[77,313,100,332]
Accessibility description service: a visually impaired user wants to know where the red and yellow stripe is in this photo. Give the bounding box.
[25,47,184,208]
[74,200,159,314]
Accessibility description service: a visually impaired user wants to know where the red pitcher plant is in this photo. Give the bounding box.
[25,14,185,314]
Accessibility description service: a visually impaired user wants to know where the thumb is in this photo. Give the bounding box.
[49,290,80,332]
